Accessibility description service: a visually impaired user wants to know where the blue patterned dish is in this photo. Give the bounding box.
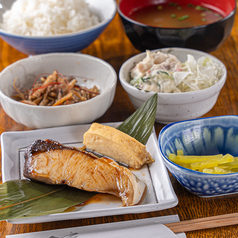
[0,0,116,55]
[158,116,238,197]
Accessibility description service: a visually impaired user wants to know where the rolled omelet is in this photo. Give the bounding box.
[83,123,154,169]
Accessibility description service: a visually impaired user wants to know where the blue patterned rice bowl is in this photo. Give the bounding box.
[0,0,116,55]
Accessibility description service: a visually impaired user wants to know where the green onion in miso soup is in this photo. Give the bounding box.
[129,3,223,28]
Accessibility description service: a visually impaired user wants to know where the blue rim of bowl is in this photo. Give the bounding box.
[0,0,117,39]
[117,0,236,30]
[158,115,238,177]
[0,53,117,109]
[119,47,227,97]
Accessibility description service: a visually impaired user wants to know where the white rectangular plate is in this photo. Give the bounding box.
[1,122,178,224]
[6,215,186,238]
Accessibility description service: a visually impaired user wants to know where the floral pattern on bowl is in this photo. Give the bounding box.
[158,115,238,197]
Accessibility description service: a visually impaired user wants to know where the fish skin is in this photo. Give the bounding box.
[23,139,146,206]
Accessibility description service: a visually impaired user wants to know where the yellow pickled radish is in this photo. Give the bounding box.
[168,150,238,174]
[191,154,234,171]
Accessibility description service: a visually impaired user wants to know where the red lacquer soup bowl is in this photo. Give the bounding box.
[118,0,236,52]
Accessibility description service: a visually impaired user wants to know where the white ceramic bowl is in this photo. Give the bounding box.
[0,0,117,55]
[0,53,117,129]
[119,48,227,124]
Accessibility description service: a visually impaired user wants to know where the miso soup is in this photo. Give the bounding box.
[129,3,223,28]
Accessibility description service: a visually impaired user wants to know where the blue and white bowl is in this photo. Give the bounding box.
[0,0,116,55]
[158,115,238,197]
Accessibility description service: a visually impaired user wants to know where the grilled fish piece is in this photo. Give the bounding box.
[83,123,154,169]
[24,139,146,206]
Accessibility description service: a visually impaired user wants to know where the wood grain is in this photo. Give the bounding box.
[165,213,238,233]
[1,5,238,238]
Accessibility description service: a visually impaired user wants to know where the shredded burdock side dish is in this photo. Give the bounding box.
[12,70,100,106]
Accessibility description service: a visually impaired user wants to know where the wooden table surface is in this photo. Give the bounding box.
[1,4,238,238]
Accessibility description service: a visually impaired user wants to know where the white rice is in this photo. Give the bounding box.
[1,0,100,36]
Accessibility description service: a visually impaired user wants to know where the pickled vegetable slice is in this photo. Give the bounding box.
[168,150,238,174]
[191,154,234,171]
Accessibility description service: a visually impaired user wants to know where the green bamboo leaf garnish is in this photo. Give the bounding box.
[0,93,157,221]
[0,180,96,221]
[117,93,157,145]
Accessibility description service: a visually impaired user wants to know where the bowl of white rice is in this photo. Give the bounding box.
[0,0,117,55]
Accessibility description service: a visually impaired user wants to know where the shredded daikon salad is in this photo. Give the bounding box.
[129,50,223,93]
